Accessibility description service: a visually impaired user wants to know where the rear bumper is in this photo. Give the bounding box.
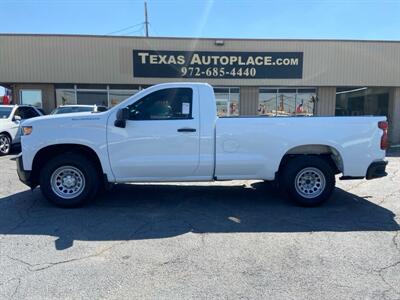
[339,160,388,180]
[16,154,33,187]
[366,160,388,180]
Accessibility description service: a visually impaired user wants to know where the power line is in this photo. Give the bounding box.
[105,1,151,37]
[124,25,145,36]
[105,22,144,35]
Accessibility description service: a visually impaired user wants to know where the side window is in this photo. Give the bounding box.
[15,107,39,119]
[127,88,193,120]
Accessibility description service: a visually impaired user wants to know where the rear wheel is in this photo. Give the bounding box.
[39,153,100,208]
[280,156,335,207]
[0,133,11,156]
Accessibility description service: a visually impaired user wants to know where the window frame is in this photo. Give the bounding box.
[127,87,194,121]
[213,86,240,117]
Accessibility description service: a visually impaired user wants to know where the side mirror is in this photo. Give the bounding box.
[114,108,129,128]
[13,115,22,122]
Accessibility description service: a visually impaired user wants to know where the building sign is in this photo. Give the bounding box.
[133,50,303,79]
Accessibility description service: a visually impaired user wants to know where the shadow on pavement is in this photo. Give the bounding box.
[0,182,398,250]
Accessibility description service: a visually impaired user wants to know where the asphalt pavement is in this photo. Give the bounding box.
[0,152,399,299]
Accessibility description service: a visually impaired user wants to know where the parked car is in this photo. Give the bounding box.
[0,104,43,155]
[16,83,388,207]
[51,105,108,115]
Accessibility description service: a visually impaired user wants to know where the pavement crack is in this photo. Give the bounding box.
[0,277,21,300]
[347,180,367,192]
[372,230,400,295]
[6,221,153,273]
[9,278,20,299]
[393,231,400,252]
[7,256,35,268]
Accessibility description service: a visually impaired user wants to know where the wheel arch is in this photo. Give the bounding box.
[0,131,12,141]
[277,144,344,176]
[31,143,105,186]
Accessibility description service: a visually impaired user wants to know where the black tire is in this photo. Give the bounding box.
[39,153,100,208]
[0,133,11,156]
[280,156,335,207]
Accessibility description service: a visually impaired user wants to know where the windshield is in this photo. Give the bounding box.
[0,107,13,119]
[51,106,93,114]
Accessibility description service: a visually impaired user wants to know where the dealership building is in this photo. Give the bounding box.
[0,34,399,144]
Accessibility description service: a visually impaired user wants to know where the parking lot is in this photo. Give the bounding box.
[0,152,399,299]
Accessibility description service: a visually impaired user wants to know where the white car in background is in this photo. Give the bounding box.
[0,105,43,155]
[51,105,108,115]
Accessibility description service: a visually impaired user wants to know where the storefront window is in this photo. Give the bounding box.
[214,87,239,117]
[20,90,43,108]
[258,89,277,116]
[109,90,138,107]
[277,89,296,115]
[77,90,108,106]
[56,89,76,106]
[297,89,317,116]
[335,87,389,116]
[56,86,140,108]
[258,88,316,116]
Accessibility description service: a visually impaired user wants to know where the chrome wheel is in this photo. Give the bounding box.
[50,166,86,199]
[0,135,10,154]
[294,167,326,199]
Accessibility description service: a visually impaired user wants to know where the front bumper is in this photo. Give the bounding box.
[366,160,388,180]
[16,154,33,187]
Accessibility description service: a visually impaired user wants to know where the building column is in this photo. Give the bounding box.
[388,87,400,145]
[316,87,336,116]
[239,86,258,116]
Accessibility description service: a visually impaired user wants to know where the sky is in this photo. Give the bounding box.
[1,0,399,95]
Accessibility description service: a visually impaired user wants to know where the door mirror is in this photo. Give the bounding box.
[114,107,129,128]
[13,115,22,122]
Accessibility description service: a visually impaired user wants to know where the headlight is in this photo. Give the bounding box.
[22,126,33,136]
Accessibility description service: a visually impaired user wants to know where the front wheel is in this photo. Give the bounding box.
[39,153,100,208]
[280,156,335,207]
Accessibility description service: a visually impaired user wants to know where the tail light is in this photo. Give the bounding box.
[378,121,389,150]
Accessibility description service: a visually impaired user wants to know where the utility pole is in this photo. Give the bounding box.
[144,0,149,37]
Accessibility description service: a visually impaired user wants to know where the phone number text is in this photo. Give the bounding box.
[181,67,256,78]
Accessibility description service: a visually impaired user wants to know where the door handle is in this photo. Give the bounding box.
[177,128,196,132]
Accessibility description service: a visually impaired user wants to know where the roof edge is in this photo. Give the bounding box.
[0,33,400,43]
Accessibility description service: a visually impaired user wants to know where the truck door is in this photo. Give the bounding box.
[107,87,200,180]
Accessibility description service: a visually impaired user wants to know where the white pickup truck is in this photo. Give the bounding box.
[17,83,389,207]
